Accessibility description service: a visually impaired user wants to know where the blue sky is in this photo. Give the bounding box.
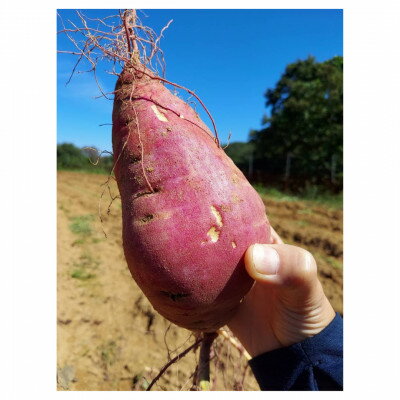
[57,9,343,152]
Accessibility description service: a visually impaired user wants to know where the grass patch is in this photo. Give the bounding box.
[324,255,343,270]
[254,184,342,209]
[100,341,118,365]
[253,185,300,202]
[58,167,111,176]
[296,220,310,228]
[71,239,85,247]
[70,253,99,280]
[69,215,94,236]
[297,208,313,215]
[71,268,96,280]
[304,192,343,209]
[316,253,343,270]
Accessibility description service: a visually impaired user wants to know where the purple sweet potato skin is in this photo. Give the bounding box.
[112,68,271,332]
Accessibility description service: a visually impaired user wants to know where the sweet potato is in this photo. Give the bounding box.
[112,65,271,332]
[59,9,271,333]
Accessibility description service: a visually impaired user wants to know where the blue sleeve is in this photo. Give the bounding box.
[248,313,343,391]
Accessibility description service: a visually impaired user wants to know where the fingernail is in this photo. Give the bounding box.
[252,244,280,275]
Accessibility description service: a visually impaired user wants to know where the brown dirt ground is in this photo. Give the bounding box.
[57,171,343,391]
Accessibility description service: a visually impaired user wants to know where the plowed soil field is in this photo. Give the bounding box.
[57,171,342,391]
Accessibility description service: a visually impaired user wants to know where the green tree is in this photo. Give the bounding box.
[57,143,113,173]
[251,56,343,191]
[224,141,254,166]
[224,141,255,178]
[57,143,88,169]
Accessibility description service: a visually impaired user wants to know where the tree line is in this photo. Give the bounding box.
[57,143,113,174]
[225,55,343,194]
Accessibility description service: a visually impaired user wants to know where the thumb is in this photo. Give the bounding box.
[245,243,319,297]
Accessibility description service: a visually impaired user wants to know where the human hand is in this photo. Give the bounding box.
[227,227,336,358]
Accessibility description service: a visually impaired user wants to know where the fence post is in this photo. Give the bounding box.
[285,152,292,180]
[284,152,292,191]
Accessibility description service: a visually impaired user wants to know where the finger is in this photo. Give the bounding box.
[270,226,284,244]
[244,243,318,293]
